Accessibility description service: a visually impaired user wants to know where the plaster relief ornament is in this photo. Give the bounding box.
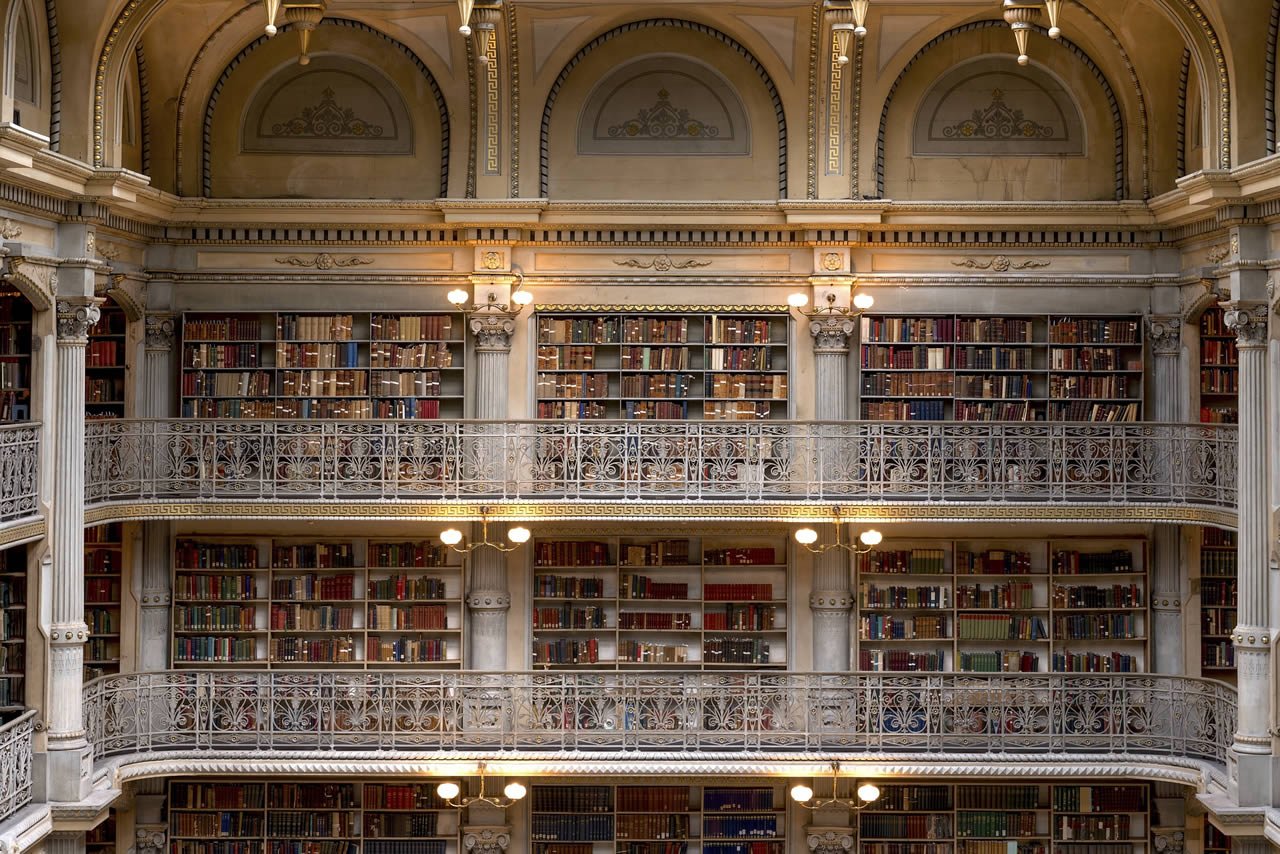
[614,255,712,271]
[951,256,1050,272]
[275,253,374,270]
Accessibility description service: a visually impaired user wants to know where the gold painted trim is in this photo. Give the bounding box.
[534,305,791,313]
[0,518,45,547]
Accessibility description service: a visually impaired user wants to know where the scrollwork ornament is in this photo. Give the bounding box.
[145,314,176,352]
[807,829,855,854]
[135,827,167,854]
[1223,303,1269,347]
[1145,316,1182,356]
[56,299,102,343]
[810,316,856,353]
[463,827,511,854]
[469,312,517,352]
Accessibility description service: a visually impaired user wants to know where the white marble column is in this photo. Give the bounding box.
[138,313,176,671]
[1224,302,1272,801]
[467,308,517,670]
[47,297,101,801]
[809,315,855,671]
[1146,315,1184,674]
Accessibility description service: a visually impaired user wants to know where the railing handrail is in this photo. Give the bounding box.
[0,709,37,824]
[83,670,1237,774]
[93,418,1238,428]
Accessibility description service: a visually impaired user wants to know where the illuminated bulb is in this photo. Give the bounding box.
[789,784,814,803]
[859,529,883,547]
[511,289,534,306]
[436,781,461,800]
[504,781,528,801]
[507,526,531,544]
[787,292,809,308]
[440,528,463,546]
[853,292,875,310]
[857,782,881,803]
[447,288,470,306]
[795,527,819,545]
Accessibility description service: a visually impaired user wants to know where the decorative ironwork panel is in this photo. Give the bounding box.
[0,424,38,524]
[0,709,35,823]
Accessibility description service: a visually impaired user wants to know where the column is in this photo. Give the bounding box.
[47,831,87,854]
[1223,301,1272,804]
[466,303,517,671]
[47,296,102,800]
[1146,315,1184,674]
[138,313,176,671]
[807,825,855,854]
[809,310,855,672]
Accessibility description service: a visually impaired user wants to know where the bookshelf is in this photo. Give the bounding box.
[86,810,116,854]
[0,545,25,718]
[171,537,463,667]
[0,290,33,422]
[530,783,785,854]
[168,779,459,854]
[87,297,127,420]
[180,311,465,419]
[1203,823,1231,854]
[857,783,1148,854]
[1199,306,1238,678]
[858,314,1143,422]
[535,310,790,420]
[531,536,788,668]
[855,538,1147,673]
[84,522,124,680]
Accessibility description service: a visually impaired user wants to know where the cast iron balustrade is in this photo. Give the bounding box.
[83,671,1234,772]
[0,710,36,823]
[84,420,1236,517]
[0,423,38,529]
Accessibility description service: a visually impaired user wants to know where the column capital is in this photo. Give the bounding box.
[810,315,856,354]
[135,826,167,854]
[56,297,104,343]
[807,827,855,854]
[1223,302,1269,348]
[463,826,511,854]
[470,310,517,352]
[1145,315,1182,356]
[145,312,177,352]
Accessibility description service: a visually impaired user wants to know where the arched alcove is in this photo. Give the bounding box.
[6,0,50,136]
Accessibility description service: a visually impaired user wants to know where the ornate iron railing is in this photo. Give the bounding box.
[84,671,1235,770]
[0,423,38,525]
[84,420,1236,513]
[0,710,36,823]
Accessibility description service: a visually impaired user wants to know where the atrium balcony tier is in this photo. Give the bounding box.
[82,420,1238,527]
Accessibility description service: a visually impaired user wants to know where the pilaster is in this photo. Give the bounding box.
[142,312,175,419]
[1147,314,1184,674]
[1224,301,1272,804]
[807,826,855,854]
[138,312,176,670]
[809,529,852,672]
[47,831,87,854]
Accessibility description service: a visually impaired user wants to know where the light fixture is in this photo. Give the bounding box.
[446,271,533,316]
[440,507,531,555]
[794,507,882,555]
[1002,1,1043,66]
[791,762,881,811]
[437,764,528,809]
[788,290,875,317]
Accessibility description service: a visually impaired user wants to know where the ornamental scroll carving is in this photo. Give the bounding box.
[1145,316,1182,356]
[56,299,103,342]
[807,828,855,854]
[145,314,177,352]
[463,827,511,854]
[469,312,517,352]
[275,253,373,270]
[1223,303,1269,347]
[810,316,856,353]
[614,255,711,271]
[951,256,1050,272]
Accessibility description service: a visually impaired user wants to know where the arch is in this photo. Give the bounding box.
[540,18,787,198]
[875,20,1126,200]
[1268,0,1279,154]
[200,17,449,198]
[4,257,54,312]
[5,0,50,136]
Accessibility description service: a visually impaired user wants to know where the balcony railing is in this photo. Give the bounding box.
[84,671,1235,772]
[0,710,36,823]
[0,423,38,527]
[84,420,1237,515]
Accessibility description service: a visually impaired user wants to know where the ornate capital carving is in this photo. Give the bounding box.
[135,826,167,854]
[56,298,103,343]
[810,316,855,353]
[1223,302,1269,347]
[470,311,517,352]
[807,827,855,854]
[1146,315,1182,356]
[463,826,511,854]
[145,313,177,352]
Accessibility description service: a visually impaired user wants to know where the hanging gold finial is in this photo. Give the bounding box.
[1044,0,1064,39]
[458,0,476,35]
[1002,1,1042,66]
[263,0,282,36]
[284,3,325,65]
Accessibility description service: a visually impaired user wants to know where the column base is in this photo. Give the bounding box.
[42,742,93,801]
[1232,751,1275,807]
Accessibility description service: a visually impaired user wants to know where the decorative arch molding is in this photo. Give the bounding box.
[42,0,56,148]
[200,17,450,198]
[875,20,1126,200]
[4,255,56,311]
[1268,0,1279,154]
[135,43,150,175]
[539,18,788,198]
[1183,281,1227,326]
[104,275,146,322]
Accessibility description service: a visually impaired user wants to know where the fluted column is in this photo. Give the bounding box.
[47,831,87,854]
[1146,315,1184,674]
[47,297,101,801]
[467,308,517,670]
[1224,303,1271,793]
[810,314,854,670]
[137,313,176,670]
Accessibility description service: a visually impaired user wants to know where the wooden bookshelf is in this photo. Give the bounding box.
[531,783,785,854]
[0,290,33,423]
[1198,306,1238,678]
[855,538,1147,673]
[857,783,1148,854]
[86,810,116,854]
[87,297,127,420]
[531,536,788,669]
[0,545,25,718]
[1198,307,1238,425]
[1203,823,1231,854]
[168,779,459,854]
[171,537,463,667]
[180,311,465,419]
[84,523,124,680]
[858,314,1143,422]
[535,310,790,420]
